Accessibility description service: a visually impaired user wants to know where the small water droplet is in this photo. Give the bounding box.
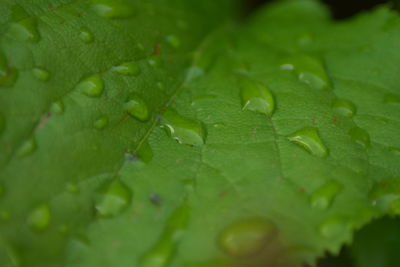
[349,127,370,147]
[76,74,104,97]
[218,218,277,258]
[32,67,50,81]
[124,94,150,121]
[9,19,41,43]
[27,203,51,231]
[112,61,141,76]
[139,204,190,267]
[51,101,64,114]
[310,180,343,210]
[332,99,356,117]
[90,0,134,18]
[0,113,6,135]
[239,76,275,115]
[149,193,161,207]
[93,115,108,130]
[288,127,328,157]
[79,27,94,43]
[281,55,330,90]
[94,178,132,217]
[147,56,162,67]
[16,137,36,157]
[384,93,400,104]
[0,52,18,88]
[318,217,349,238]
[136,141,153,163]
[160,109,206,146]
[166,35,180,48]
[66,182,80,194]
[369,178,400,212]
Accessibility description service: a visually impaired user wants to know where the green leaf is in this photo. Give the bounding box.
[1,0,400,267]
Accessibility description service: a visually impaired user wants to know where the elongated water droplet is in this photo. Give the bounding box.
[94,178,132,217]
[136,141,153,163]
[160,109,206,146]
[218,218,277,258]
[90,0,134,18]
[79,27,94,43]
[32,67,50,81]
[166,35,180,48]
[0,52,18,88]
[369,178,400,212]
[318,217,349,238]
[0,113,6,135]
[288,127,328,157]
[9,18,41,43]
[93,115,108,130]
[112,61,141,76]
[76,74,104,97]
[349,127,370,147]
[51,101,64,114]
[27,203,51,231]
[139,204,190,267]
[332,99,356,117]
[239,76,275,115]
[281,55,330,90]
[384,93,400,104]
[124,94,150,121]
[148,56,162,67]
[310,180,342,210]
[16,137,36,157]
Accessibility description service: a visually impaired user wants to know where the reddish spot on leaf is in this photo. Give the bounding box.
[300,187,306,193]
[331,116,337,123]
[154,43,161,55]
[219,191,228,197]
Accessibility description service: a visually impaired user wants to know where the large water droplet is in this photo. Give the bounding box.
[281,55,330,90]
[0,52,18,88]
[32,67,50,81]
[90,0,134,18]
[160,109,206,146]
[79,27,94,43]
[76,74,104,97]
[27,203,51,231]
[332,99,356,117]
[51,101,64,115]
[0,113,6,135]
[288,127,328,157]
[218,218,277,258]
[239,76,275,115]
[94,178,132,217]
[16,137,36,157]
[124,94,150,121]
[136,141,153,163]
[139,204,190,267]
[369,178,400,213]
[9,5,40,43]
[166,35,180,48]
[384,94,400,104]
[310,180,343,210]
[349,127,370,147]
[318,217,349,238]
[93,115,108,130]
[112,61,141,76]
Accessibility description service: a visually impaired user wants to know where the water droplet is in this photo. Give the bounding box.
[16,137,36,157]
[79,27,94,43]
[147,56,162,67]
[124,94,150,121]
[0,113,6,135]
[94,178,132,217]
[139,204,190,267]
[149,193,161,207]
[384,93,400,104]
[66,183,80,194]
[288,127,328,157]
[51,101,64,114]
[239,76,275,115]
[310,180,343,210]
[93,115,108,130]
[76,74,104,97]
[0,52,18,88]
[332,99,356,117]
[32,67,50,81]
[369,178,400,212]
[9,18,41,43]
[166,35,180,48]
[318,217,349,238]
[281,55,330,90]
[160,109,206,146]
[136,141,153,163]
[90,0,134,18]
[112,61,141,76]
[218,218,277,258]
[27,203,51,231]
[349,127,370,147]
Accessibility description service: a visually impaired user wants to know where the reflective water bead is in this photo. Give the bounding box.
[288,127,328,157]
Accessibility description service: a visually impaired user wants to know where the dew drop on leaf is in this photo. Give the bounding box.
[51,101,65,115]
[349,127,370,147]
[112,61,141,76]
[124,94,150,121]
[239,75,275,115]
[79,27,94,43]
[0,52,18,88]
[32,67,50,81]
[27,203,51,231]
[288,127,328,157]
[76,74,104,97]
[93,115,108,130]
[383,93,400,104]
[160,109,207,146]
[218,218,277,258]
[94,178,132,217]
[9,19,41,43]
[310,180,343,210]
[332,98,356,117]
[90,0,134,19]
[16,137,36,157]
[369,178,400,212]
[318,217,349,239]
[147,56,162,67]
